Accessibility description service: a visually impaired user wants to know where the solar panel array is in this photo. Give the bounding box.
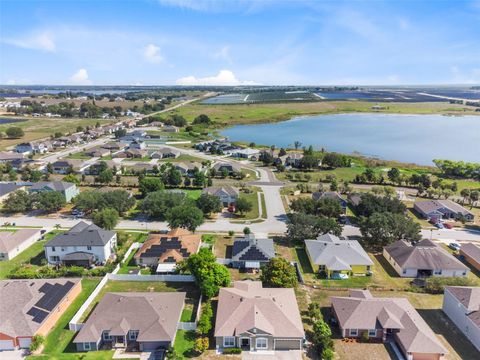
[140,237,190,259]
[26,281,75,323]
[26,307,49,323]
[232,241,250,257]
[239,247,269,261]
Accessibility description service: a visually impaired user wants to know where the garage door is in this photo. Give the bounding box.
[274,339,301,350]
[19,337,32,349]
[0,339,15,351]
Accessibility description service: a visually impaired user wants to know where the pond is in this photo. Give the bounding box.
[0,117,26,125]
[220,113,480,165]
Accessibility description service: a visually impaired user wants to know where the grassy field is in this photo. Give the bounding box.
[233,187,261,220]
[168,100,479,127]
[0,230,61,279]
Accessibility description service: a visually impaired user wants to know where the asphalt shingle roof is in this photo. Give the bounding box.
[232,234,275,262]
[46,221,115,247]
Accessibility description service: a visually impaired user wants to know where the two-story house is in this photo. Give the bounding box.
[202,186,239,207]
[28,181,80,202]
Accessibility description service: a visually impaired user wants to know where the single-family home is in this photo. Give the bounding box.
[214,281,304,352]
[73,292,185,352]
[414,199,474,222]
[150,147,181,159]
[213,162,241,176]
[101,142,127,151]
[231,233,275,269]
[122,149,149,159]
[312,191,348,213]
[84,160,118,175]
[0,278,81,350]
[44,222,117,266]
[0,182,25,203]
[15,142,48,155]
[128,139,146,150]
[305,233,373,278]
[134,228,201,272]
[29,181,79,202]
[50,159,88,174]
[84,147,110,158]
[460,243,480,272]
[175,162,202,177]
[0,229,42,261]
[331,289,448,360]
[442,286,480,351]
[203,186,239,207]
[162,125,179,133]
[0,151,24,163]
[383,239,469,278]
[231,148,260,160]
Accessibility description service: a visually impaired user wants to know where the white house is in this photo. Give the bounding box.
[0,229,43,261]
[202,186,239,207]
[442,286,480,351]
[44,222,117,267]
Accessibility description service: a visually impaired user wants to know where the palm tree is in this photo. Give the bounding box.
[294,141,302,150]
[54,224,61,230]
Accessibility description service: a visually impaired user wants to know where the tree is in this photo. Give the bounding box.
[193,114,212,125]
[165,167,183,186]
[5,126,24,138]
[140,191,187,219]
[93,208,119,230]
[300,155,320,170]
[322,152,350,169]
[261,258,298,288]
[74,190,102,213]
[308,302,322,322]
[102,190,135,215]
[311,319,333,355]
[96,169,113,184]
[294,141,302,150]
[278,148,287,157]
[359,212,421,251]
[166,205,204,232]
[286,213,342,241]
[243,227,251,235]
[354,193,406,217]
[235,197,252,215]
[3,190,32,213]
[387,167,401,185]
[259,151,275,165]
[114,129,127,138]
[138,177,164,197]
[35,191,66,213]
[290,198,342,218]
[62,174,79,185]
[196,193,222,216]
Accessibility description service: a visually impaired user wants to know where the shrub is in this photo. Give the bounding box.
[360,331,369,343]
[425,277,474,294]
[223,348,242,354]
[322,347,334,360]
[29,334,45,352]
[197,301,213,335]
[194,337,209,353]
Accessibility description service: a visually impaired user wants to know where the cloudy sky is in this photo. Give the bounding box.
[1,0,479,86]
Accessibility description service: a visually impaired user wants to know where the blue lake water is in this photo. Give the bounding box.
[0,117,26,125]
[220,113,480,165]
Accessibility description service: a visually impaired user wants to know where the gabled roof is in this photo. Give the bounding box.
[312,191,346,203]
[30,181,75,192]
[0,229,41,254]
[46,221,115,247]
[305,234,373,270]
[384,240,468,271]
[460,243,480,264]
[203,185,239,198]
[0,182,23,197]
[214,281,304,338]
[331,290,448,355]
[73,292,185,343]
[446,286,480,312]
[232,234,275,262]
[415,199,473,217]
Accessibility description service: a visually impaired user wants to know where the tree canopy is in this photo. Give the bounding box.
[260,258,298,288]
[286,213,342,241]
[166,205,204,232]
[93,208,119,230]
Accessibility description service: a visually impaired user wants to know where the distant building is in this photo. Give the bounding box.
[414,199,474,222]
[460,243,480,272]
[0,229,42,261]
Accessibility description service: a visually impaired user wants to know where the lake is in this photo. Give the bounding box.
[220,113,480,165]
[0,117,26,125]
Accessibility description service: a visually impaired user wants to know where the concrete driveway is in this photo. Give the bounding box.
[0,349,29,360]
[242,350,302,360]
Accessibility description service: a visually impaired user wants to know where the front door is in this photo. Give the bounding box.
[241,338,250,350]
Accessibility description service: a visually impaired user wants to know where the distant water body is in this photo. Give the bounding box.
[221,113,480,165]
[0,117,26,125]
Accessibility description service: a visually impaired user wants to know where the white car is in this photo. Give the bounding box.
[448,242,461,251]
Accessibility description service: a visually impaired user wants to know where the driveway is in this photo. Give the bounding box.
[0,350,28,360]
[242,350,302,360]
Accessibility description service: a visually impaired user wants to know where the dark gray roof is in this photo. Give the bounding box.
[63,252,95,261]
[29,181,75,192]
[232,234,275,262]
[415,199,473,217]
[203,185,239,197]
[46,221,115,247]
[384,240,468,271]
[0,183,22,197]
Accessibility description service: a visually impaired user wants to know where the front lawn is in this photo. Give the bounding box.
[234,187,261,220]
[174,330,196,358]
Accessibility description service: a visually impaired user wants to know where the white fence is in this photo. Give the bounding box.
[121,242,141,264]
[108,274,195,282]
[177,322,197,330]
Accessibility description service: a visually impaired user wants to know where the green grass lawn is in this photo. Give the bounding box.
[0,230,62,279]
[234,188,261,220]
[66,152,91,160]
[183,189,202,200]
[259,192,267,219]
[173,330,197,358]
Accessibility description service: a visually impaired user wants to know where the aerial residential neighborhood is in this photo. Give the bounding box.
[1,0,480,360]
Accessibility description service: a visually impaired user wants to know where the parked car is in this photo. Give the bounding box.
[331,273,349,280]
[71,208,85,217]
[434,222,444,229]
[448,242,461,251]
[443,223,453,229]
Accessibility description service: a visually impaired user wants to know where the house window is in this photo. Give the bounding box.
[52,247,56,252]
[129,330,139,341]
[402,269,407,275]
[50,256,60,262]
[319,265,326,271]
[103,331,112,341]
[61,247,65,252]
[462,271,467,276]
[87,246,92,251]
[223,337,235,347]
[350,329,358,336]
[84,343,91,350]
[256,338,268,349]
[368,329,376,337]
[434,269,442,275]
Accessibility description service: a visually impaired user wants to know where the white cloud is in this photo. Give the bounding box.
[176,70,258,86]
[213,45,232,62]
[143,44,164,63]
[69,68,92,85]
[157,0,258,12]
[5,31,56,51]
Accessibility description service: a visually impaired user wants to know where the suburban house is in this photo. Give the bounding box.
[0,151,24,163]
[44,222,117,266]
[331,289,448,360]
[312,191,348,213]
[383,239,469,278]
[85,160,118,175]
[276,153,304,168]
[101,142,127,151]
[114,149,148,159]
[73,292,185,352]
[50,159,89,174]
[0,278,82,350]
[213,162,241,176]
[84,147,110,158]
[0,229,42,261]
[150,147,181,159]
[203,185,239,207]
[162,125,179,133]
[414,199,474,222]
[214,281,305,352]
[442,286,480,351]
[28,181,79,202]
[15,142,48,155]
[231,233,275,269]
[305,233,373,278]
[231,148,260,160]
[460,243,480,272]
[134,228,201,272]
[175,162,203,176]
[0,182,25,203]
[128,139,146,150]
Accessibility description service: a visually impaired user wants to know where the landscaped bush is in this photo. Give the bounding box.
[321,347,334,360]
[223,348,242,354]
[29,334,44,352]
[425,277,475,294]
[360,331,369,343]
[197,301,213,335]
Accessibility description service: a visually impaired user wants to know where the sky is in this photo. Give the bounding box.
[0,0,479,86]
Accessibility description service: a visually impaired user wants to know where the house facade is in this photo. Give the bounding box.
[459,243,480,272]
[442,286,480,351]
[414,200,474,222]
[44,222,117,266]
[203,186,239,206]
[0,229,42,261]
[28,181,79,202]
[215,281,304,353]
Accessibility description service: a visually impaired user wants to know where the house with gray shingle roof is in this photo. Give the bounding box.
[443,286,480,351]
[331,289,448,360]
[44,221,117,267]
[0,229,42,261]
[214,281,304,352]
[305,233,373,278]
[383,239,469,278]
[460,243,480,272]
[28,181,79,202]
[231,234,275,269]
[0,182,25,203]
[73,292,185,352]
[414,199,474,222]
[203,185,239,206]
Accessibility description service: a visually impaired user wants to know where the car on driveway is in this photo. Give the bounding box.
[434,222,444,229]
[448,242,461,251]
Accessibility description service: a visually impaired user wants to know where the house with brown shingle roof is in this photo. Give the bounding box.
[134,228,201,271]
[460,243,480,272]
[383,239,469,278]
[0,229,42,261]
[73,292,185,352]
[214,281,304,352]
[331,289,448,360]
[442,286,480,351]
[414,199,474,222]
